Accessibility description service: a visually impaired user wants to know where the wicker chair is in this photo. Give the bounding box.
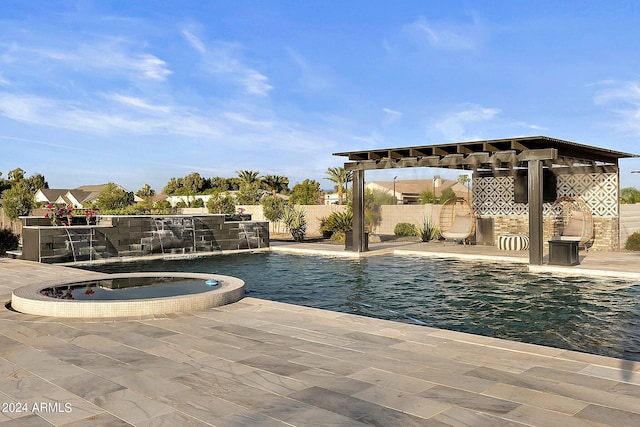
[550,196,594,250]
[439,198,476,244]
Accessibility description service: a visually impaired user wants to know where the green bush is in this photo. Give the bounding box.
[321,211,353,234]
[625,231,640,251]
[394,222,417,236]
[0,228,19,256]
[261,195,285,222]
[206,192,236,215]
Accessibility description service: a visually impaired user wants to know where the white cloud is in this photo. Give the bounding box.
[240,69,273,96]
[430,104,501,141]
[592,80,640,135]
[201,42,273,96]
[182,30,206,54]
[401,15,481,51]
[0,73,11,86]
[107,93,171,113]
[6,42,172,82]
[131,54,172,80]
[382,107,403,127]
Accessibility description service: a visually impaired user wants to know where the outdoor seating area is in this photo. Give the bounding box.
[335,136,637,264]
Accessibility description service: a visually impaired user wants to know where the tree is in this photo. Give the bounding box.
[95,183,135,211]
[458,173,471,201]
[136,184,156,198]
[236,182,262,205]
[364,189,381,233]
[136,184,156,210]
[236,170,261,186]
[7,168,25,183]
[206,191,235,215]
[290,179,322,205]
[419,189,436,204]
[26,173,48,193]
[183,172,205,194]
[439,187,457,204]
[1,180,34,220]
[621,187,640,204]
[0,172,8,195]
[262,174,289,195]
[163,177,183,196]
[261,195,285,222]
[211,176,231,191]
[325,167,352,205]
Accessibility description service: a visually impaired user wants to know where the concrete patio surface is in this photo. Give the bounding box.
[0,250,639,426]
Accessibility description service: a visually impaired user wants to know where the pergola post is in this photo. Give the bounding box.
[352,168,366,252]
[528,159,544,265]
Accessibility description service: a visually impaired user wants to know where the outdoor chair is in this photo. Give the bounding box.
[439,198,476,244]
[551,196,594,250]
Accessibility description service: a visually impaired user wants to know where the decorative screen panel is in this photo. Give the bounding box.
[473,172,618,218]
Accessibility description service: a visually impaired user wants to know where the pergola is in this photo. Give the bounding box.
[334,136,636,264]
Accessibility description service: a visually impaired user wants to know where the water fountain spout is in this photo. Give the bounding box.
[63,227,77,263]
[152,217,165,254]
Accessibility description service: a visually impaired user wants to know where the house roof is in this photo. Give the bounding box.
[76,184,112,192]
[36,183,127,205]
[36,189,68,202]
[368,179,462,196]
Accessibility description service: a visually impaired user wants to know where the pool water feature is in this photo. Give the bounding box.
[81,252,640,362]
[12,272,244,318]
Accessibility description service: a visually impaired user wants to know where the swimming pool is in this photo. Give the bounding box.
[82,252,640,361]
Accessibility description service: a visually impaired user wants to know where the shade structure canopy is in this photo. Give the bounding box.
[334,136,635,171]
[334,136,637,264]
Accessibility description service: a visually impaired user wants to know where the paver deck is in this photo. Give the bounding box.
[0,250,639,426]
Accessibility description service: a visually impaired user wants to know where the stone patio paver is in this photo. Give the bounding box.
[0,255,639,426]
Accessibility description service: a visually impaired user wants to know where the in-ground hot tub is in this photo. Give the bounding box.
[11,272,245,318]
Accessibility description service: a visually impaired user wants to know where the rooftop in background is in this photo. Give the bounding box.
[334,136,638,169]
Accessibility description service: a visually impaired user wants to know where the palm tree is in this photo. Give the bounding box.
[262,174,289,195]
[458,173,471,201]
[236,170,261,186]
[325,167,352,205]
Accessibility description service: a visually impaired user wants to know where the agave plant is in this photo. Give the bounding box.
[416,218,440,242]
[282,205,307,242]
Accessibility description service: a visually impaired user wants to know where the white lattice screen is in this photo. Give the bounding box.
[473,173,618,218]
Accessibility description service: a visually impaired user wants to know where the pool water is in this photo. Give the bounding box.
[82,252,640,361]
[42,277,218,300]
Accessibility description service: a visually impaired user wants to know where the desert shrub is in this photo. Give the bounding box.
[394,222,417,236]
[416,218,440,242]
[0,228,19,256]
[282,205,307,242]
[625,231,640,251]
[321,211,353,234]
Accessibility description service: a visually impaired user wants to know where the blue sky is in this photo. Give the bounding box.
[1,0,640,193]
